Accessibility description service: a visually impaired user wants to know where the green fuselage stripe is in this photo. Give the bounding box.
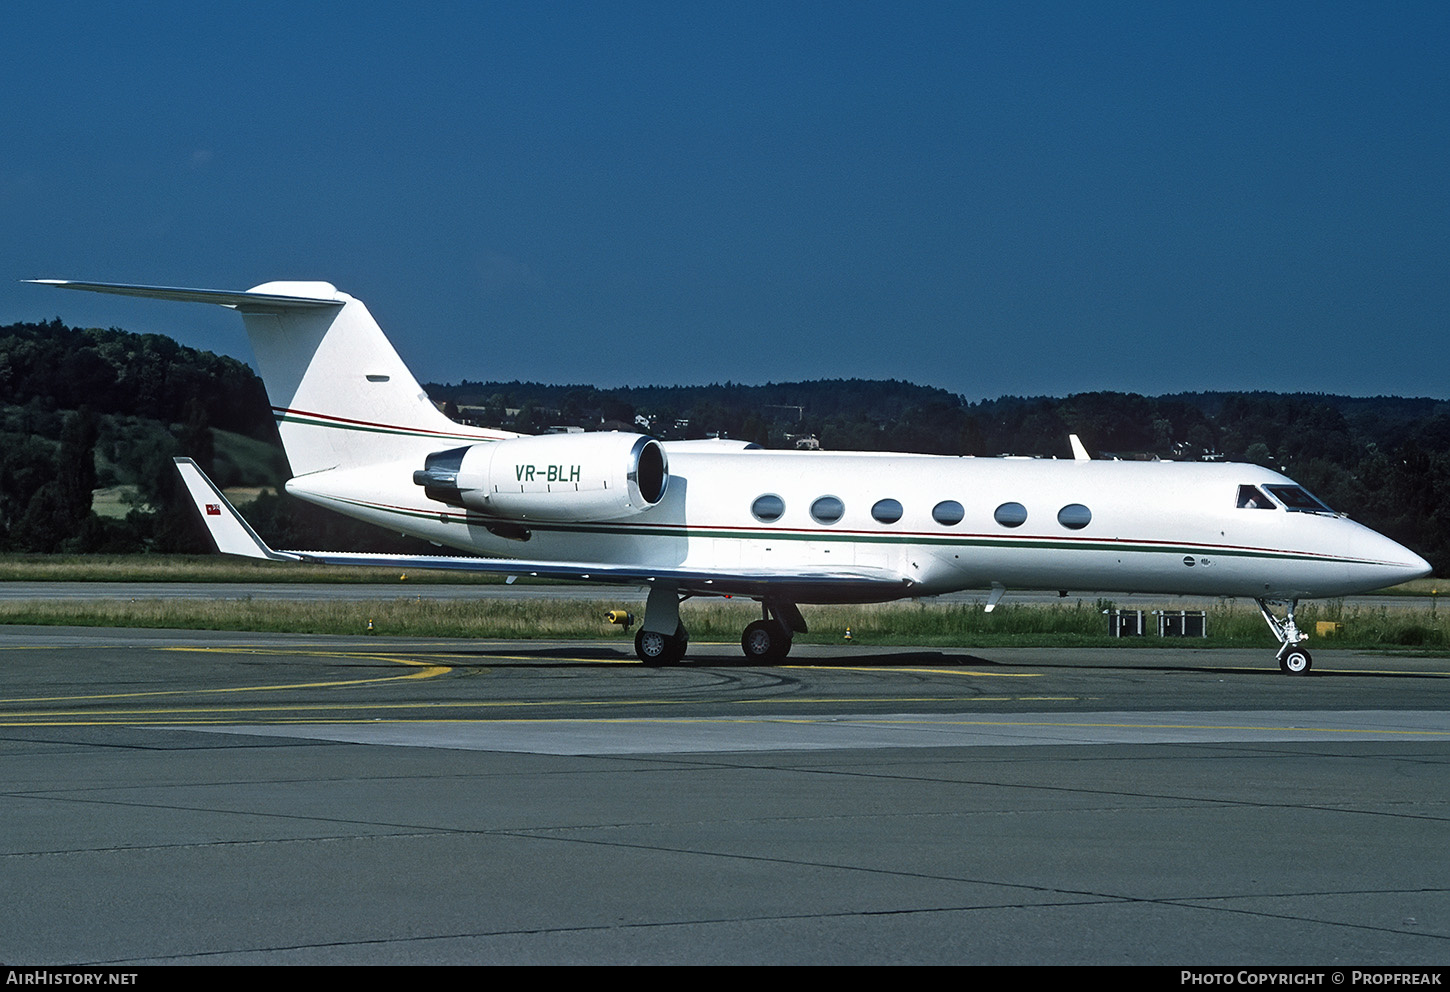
[273,410,494,443]
[315,494,1352,566]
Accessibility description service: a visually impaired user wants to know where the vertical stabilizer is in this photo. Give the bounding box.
[28,279,509,477]
[238,282,495,475]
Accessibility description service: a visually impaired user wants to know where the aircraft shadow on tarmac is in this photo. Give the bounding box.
[433,644,999,668]
[438,644,1034,670]
[431,643,1450,678]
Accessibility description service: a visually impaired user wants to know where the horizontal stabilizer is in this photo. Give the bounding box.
[39,279,486,476]
[26,280,342,311]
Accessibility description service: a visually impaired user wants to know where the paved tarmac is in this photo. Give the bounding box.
[2,626,1448,965]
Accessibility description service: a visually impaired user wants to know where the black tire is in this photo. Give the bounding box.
[741,619,789,661]
[636,628,671,666]
[1279,647,1312,675]
[636,626,688,666]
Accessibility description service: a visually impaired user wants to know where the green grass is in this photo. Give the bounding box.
[0,594,1445,651]
[0,554,518,584]
[1,554,1437,596]
[0,554,1442,650]
[89,486,140,521]
[0,597,631,639]
[1377,577,1448,597]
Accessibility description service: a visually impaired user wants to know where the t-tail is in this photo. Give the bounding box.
[26,280,509,475]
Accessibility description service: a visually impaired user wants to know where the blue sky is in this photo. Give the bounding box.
[3,1,1447,399]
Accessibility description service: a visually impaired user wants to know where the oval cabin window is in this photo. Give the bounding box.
[994,502,1028,528]
[871,499,903,524]
[932,500,964,526]
[811,496,845,525]
[1057,503,1092,530]
[751,494,785,522]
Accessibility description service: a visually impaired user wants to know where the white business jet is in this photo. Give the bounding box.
[30,279,1431,672]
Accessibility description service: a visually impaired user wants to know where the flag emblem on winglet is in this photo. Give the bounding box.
[205,504,221,516]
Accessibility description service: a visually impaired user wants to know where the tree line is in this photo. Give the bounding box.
[432,382,1450,573]
[4,318,1448,573]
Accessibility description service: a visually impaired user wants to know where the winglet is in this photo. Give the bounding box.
[1069,434,1091,461]
[173,458,298,561]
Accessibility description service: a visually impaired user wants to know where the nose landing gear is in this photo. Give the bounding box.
[1256,599,1313,675]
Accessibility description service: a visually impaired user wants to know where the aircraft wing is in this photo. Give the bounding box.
[174,458,913,602]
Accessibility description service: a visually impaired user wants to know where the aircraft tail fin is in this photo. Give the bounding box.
[29,280,507,477]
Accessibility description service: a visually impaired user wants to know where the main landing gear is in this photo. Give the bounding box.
[635,625,689,667]
[740,601,806,662]
[631,585,807,666]
[1255,598,1312,675]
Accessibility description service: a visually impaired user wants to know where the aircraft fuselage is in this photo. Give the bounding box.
[287,446,1425,603]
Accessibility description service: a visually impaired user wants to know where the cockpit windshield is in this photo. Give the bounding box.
[1237,483,1336,514]
[1263,485,1334,514]
[1237,485,1274,509]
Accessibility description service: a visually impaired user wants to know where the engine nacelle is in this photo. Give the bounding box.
[413,432,668,521]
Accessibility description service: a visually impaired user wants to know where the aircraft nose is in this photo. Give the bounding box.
[1399,545,1434,583]
[1358,529,1433,585]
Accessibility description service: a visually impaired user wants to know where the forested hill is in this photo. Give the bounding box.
[427,379,1450,464]
[3,318,1448,572]
[431,377,963,424]
[0,318,272,437]
[0,319,278,554]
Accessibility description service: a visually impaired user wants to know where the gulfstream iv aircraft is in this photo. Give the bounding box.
[31,279,1432,672]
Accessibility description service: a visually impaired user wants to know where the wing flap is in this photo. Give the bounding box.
[173,459,912,601]
[285,551,911,601]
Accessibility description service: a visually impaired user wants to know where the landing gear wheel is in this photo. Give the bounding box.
[1279,648,1312,675]
[636,627,687,666]
[635,629,668,666]
[741,620,791,661]
[1257,599,1313,676]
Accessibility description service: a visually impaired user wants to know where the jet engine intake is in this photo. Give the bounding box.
[414,432,668,521]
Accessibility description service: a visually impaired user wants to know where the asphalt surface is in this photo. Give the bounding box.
[2,626,1448,965]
